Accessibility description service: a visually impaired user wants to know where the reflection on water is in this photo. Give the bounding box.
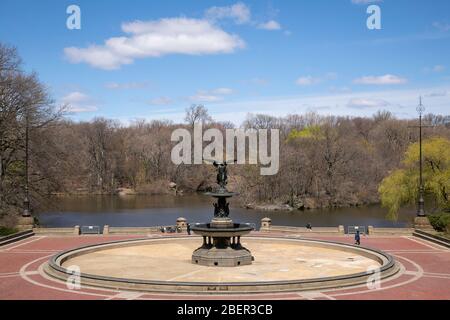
[37,194,416,229]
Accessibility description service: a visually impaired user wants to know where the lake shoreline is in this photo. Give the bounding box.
[49,191,381,212]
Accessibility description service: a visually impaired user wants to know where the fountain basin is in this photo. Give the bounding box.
[190,222,253,237]
[44,236,399,294]
[190,221,254,266]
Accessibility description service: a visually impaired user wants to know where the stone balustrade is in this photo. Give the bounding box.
[27,217,418,237]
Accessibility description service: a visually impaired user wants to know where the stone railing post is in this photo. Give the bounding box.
[338,225,345,234]
[260,217,272,232]
[368,226,374,235]
[74,225,80,235]
[103,225,110,235]
[176,217,187,233]
[414,216,434,231]
[16,216,34,231]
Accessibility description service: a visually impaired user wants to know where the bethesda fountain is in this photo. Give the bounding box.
[191,160,254,267]
[44,159,398,294]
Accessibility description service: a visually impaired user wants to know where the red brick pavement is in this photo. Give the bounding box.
[0,233,449,300]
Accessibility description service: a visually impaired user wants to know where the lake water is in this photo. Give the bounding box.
[37,194,416,230]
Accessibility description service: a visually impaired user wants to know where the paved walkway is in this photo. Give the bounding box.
[0,232,449,300]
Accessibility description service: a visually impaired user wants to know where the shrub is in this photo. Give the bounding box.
[428,213,450,232]
[0,226,18,236]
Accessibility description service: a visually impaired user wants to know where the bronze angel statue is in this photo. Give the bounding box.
[203,158,236,190]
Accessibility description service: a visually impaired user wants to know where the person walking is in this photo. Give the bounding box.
[355,230,361,246]
[187,223,191,235]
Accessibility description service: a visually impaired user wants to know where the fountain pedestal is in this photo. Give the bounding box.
[191,188,254,267]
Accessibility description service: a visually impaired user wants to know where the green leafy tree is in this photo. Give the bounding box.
[287,125,324,140]
[379,137,450,220]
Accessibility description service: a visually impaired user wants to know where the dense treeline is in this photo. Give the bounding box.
[238,111,450,209]
[25,109,450,210]
[1,43,450,227]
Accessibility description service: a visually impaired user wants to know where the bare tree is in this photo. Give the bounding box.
[184,104,212,128]
[0,43,62,222]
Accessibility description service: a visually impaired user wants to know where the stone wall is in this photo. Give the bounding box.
[260,217,415,236]
[28,217,417,236]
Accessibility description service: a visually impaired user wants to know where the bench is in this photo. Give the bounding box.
[80,226,100,235]
[348,226,366,235]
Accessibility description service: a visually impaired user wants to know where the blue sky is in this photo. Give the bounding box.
[1,0,449,125]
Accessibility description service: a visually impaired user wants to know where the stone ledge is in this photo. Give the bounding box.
[260,225,344,235]
[33,227,77,235]
[368,227,414,236]
[261,224,416,236]
[106,227,165,235]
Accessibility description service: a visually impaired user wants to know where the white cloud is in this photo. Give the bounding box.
[189,87,234,103]
[425,91,447,98]
[211,87,234,95]
[206,86,450,123]
[61,92,98,113]
[433,22,450,32]
[149,96,173,106]
[354,74,408,85]
[296,76,321,86]
[64,18,245,70]
[205,2,251,25]
[105,82,149,90]
[296,73,337,86]
[205,3,283,33]
[329,86,352,93]
[347,98,389,109]
[135,85,450,126]
[258,20,282,30]
[189,93,223,103]
[424,65,446,73]
[249,77,269,86]
[324,72,338,80]
[433,65,446,72]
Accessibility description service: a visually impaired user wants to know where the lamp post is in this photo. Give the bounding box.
[409,97,435,230]
[22,110,31,217]
[416,97,425,217]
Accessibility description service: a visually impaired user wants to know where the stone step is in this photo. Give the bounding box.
[0,230,34,247]
[413,231,450,249]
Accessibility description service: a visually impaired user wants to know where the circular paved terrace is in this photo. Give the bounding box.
[45,237,396,293]
[0,232,449,300]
